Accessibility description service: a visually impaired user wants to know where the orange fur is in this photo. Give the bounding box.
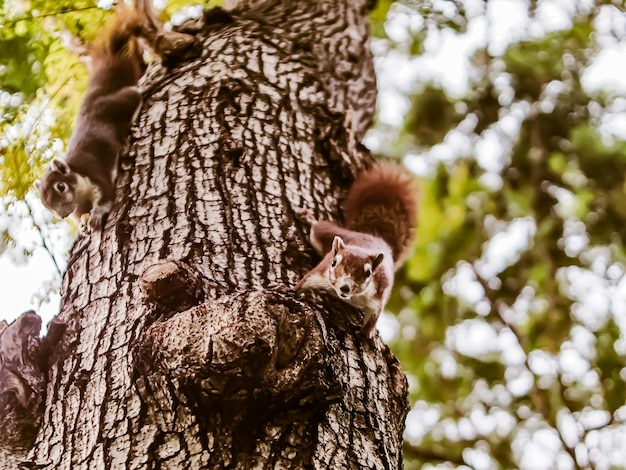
[343,162,419,266]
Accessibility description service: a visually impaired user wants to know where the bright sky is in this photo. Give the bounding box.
[0,253,61,325]
[0,195,66,329]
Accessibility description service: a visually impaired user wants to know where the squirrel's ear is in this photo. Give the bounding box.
[332,236,345,254]
[372,253,384,269]
[52,158,70,175]
[34,180,41,191]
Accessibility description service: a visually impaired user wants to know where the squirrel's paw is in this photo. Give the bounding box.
[88,207,109,231]
[77,213,91,232]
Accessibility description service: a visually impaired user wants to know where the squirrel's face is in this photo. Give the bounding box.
[35,158,81,218]
[328,236,384,300]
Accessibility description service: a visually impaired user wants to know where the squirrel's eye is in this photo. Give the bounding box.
[331,258,337,268]
[365,268,372,278]
[56,182,66,193]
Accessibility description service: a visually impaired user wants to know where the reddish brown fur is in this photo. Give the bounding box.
[343,162,419,265]
[294,163,418,337]
[88,8,145,91]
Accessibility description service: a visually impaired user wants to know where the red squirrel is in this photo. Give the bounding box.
[35,7,146,230]
[294,163,419,338]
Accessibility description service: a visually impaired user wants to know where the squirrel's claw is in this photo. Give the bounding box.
[88,207,109,231]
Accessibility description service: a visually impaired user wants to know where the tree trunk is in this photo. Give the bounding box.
[1,0,409,468]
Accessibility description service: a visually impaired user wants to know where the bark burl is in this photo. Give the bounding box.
[1,0,410,468]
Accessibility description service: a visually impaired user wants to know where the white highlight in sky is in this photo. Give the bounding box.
[487,0,529,56]
[583,4,626,94]
[583,47,626,95]
[518,428,563,470]
[477,217,537,279]
[0,197,66,330]
[446,318,499,358]
[0,252,60,328]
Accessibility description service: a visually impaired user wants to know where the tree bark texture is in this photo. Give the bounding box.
[2,0,409,468]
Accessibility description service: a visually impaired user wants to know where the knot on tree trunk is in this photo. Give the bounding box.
[134,290,341,428]
[140,259,206,314]
[0,311,65,452]
[154,31,201,67]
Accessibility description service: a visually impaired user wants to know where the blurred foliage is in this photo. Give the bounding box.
[405,85,464,146]
[376,0,626,468]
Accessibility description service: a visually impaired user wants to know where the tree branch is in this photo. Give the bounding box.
[23,196,63,278]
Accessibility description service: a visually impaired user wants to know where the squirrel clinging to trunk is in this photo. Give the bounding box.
[294,162,419,338]
[35,6,147,231]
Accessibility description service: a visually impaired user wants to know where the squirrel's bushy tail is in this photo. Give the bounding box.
[343,162,419,265]
[89,5,147,80]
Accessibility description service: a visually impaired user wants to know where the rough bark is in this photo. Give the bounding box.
[0,313,65,467]
[2,0,409,468]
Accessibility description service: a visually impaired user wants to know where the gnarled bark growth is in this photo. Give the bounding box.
[0,312,65,467]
